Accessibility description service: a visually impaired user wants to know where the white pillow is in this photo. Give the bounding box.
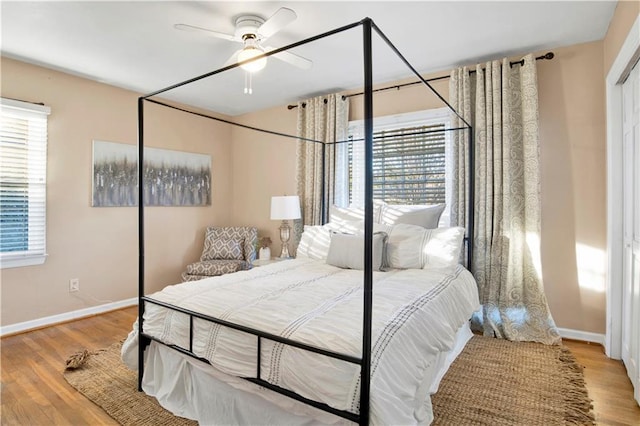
[326,232,387,271]
[372,200,386,223]
[329,205,364,226]
[383,224,465,269]
[380,204,445,229]
[329,201,385,226]
[422,227,465,269]
[296,225,332,260]
[325,220,363,235]
[385,224,429,269]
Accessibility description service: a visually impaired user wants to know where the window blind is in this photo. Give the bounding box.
[0,98,49,265]
[347,109,449,207]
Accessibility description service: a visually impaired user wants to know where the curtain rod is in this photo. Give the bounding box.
[287,52,554,110]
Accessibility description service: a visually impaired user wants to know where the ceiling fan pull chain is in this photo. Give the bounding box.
[244,71,253,95]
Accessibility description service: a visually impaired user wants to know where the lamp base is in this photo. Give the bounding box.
[278,220,293,259]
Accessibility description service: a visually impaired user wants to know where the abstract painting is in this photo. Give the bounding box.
[92,140,211,207]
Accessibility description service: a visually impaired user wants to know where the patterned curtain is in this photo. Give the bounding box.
[450,54,561,345]
[295,94,349,233]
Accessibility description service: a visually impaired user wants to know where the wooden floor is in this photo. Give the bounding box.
[563,339,640,425]
[1,307,137,425]
[1,307,639,425]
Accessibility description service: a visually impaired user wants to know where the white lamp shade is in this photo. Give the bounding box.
[271,196,301,220]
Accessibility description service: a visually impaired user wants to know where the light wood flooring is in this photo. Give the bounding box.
[1,307,639,425]
[563,339,640,425]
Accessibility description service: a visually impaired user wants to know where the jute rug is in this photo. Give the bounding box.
[63,336,595,425]
[430,336,595,425]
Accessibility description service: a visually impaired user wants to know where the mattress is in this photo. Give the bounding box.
[122,258,479,424]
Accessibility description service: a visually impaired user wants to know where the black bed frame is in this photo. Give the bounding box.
[137,18,473,425]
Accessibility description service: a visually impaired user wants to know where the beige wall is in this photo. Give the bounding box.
[228,75,451,249]
[0,32,619,335]
[538,41,607,333]
[0,58,233,326]
[230,106,298,247]
[230,45,609,335]
[603,0,640,75]
[348,77,451,120]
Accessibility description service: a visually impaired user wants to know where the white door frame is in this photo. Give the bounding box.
[606,13,640,359]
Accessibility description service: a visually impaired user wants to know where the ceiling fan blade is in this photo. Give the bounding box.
[258,7,296,39]
[174,24,236,41]
[265,47,313,70]
[222,49,242,67]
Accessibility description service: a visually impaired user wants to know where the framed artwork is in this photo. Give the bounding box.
[92,140,211,207]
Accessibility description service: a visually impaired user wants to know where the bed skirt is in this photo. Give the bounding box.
[141,322,473,425]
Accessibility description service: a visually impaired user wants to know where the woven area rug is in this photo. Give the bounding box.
[64,342,197,426]
[63,336,595,425]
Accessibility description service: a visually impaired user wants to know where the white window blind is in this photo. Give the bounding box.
[347,107,451,208]
[0,98,50,268]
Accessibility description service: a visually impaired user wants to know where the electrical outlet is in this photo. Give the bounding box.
[69,278,80,293]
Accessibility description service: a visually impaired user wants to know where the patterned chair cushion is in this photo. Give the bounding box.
[185,259,248,276]
[201,238,244,260]
[200,226,258,263]
[182,226,258,282]
[182,273,213,282]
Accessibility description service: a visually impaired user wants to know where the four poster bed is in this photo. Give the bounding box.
[122,18,477,425]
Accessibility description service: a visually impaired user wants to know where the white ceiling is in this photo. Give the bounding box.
[1,1,617,116]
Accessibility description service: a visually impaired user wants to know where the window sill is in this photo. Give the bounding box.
[0,254,47,269]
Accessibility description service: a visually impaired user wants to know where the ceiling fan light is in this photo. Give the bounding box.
[238,47,267,72]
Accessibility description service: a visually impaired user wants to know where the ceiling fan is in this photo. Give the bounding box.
[175,7,312,73]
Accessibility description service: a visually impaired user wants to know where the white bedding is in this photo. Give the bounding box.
[122,258,479,425]
[139,322,473,425]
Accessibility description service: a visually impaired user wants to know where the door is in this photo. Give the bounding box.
[621,59,640,405]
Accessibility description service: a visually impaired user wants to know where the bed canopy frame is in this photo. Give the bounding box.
[137,18,473,425]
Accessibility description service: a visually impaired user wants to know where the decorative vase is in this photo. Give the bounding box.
[259,247,271,261]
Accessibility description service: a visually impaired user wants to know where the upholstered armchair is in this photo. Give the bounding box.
[181,226,258,282]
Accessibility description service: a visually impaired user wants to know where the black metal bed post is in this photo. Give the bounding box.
[137,97,146,391]
[467,128,475,268]
[360,17,374,426]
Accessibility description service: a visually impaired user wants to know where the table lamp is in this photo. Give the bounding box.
[270,195,301,259]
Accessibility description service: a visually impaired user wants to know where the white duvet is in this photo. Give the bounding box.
[122,258,479,425]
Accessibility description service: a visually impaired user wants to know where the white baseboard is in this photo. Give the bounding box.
[0,297,138,337]
[558,327,606,345]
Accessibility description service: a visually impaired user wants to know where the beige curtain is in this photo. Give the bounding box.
[450,54,561,345]
[295,94,349,229]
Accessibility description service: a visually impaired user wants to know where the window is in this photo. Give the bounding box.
[345,108,451,213]
[0,98,50,268]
